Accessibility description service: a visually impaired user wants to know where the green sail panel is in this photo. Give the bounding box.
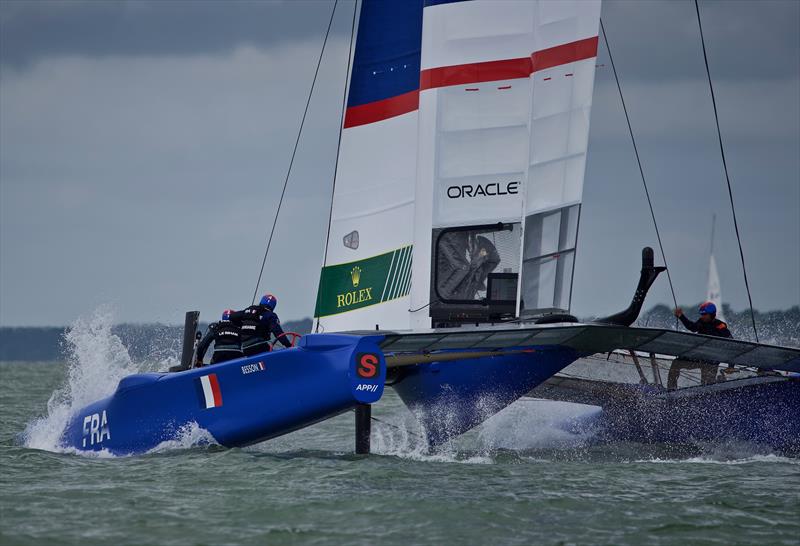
[315,246,413,318]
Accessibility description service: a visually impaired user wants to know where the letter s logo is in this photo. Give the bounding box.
[357,353,379,379]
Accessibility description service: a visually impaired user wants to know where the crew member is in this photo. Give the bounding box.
[195,309,243,365]
[667,301,732,388]
[231,294,292,356]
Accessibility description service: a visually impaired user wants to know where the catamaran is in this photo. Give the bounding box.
[60,0,799,456]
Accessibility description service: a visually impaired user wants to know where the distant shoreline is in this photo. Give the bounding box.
[0,318,313,362]
[2,306,798,361]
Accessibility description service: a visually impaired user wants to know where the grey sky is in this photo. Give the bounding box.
[1,0,798,327]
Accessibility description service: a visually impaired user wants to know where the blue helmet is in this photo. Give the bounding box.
[699,301,717,315]
[260,294,277,311]
[221,309,234,321]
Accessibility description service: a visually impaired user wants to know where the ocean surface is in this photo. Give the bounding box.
[1,314,799,545]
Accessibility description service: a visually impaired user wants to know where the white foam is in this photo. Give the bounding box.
[23,306,172,454]
[478,398,601,451]
[146,422,219,454]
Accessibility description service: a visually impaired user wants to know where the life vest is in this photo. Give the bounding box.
[213,320,242,352]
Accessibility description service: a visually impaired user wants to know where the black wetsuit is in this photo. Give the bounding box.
[230,305,292,356]
[196,320,243,365]
[678,315,732,338]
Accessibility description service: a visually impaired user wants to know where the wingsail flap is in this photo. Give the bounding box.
[378,324,800,372]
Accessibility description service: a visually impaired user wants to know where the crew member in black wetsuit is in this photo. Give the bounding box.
[667,301,732,388]
[231,294,292,356]
[195,309,243,365]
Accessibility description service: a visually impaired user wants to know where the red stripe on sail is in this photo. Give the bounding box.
[342,36,598,127]
[421,57,532,89]
[530,36,598,72]
[343,90,419,128]
[420,36,599,90]
[209,373,223,407]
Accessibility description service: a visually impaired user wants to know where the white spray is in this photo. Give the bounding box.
[24,306,146,452]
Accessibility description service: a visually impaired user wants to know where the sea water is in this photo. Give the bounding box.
[1,311,798,545]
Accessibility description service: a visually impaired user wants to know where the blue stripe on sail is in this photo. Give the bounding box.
[346,0,424,109]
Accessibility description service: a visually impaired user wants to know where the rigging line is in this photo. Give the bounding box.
[315,0,358,332]
[599,18,679,329]
[251,0,340,305]
[694,0,759,342]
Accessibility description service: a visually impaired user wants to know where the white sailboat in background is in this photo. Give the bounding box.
[706,214,725,322]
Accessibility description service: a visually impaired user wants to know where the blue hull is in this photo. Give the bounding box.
[61,334,387,455]
[591,377,800,452]
[392,346,580,445]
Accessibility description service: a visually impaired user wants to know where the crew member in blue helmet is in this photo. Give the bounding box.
[195,309,243,365]
[231,294,293,356]
[674,301,731,338]
[667,301,732,388]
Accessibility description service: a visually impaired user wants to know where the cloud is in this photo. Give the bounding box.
[0,0,797,326]
[599,0,799,83]
[0,0,354,71]
[0,41,350,326]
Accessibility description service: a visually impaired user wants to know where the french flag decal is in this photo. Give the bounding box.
[199,373,223,409]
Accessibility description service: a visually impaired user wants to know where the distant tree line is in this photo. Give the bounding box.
[0,318,314,362]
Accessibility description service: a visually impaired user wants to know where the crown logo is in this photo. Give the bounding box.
[351,266,361,287]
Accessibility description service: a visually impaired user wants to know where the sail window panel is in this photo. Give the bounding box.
[521,255,557,310]
[526,154,585,213]
[437,125,528,179]
[433,224,521,304]
[553,251,574,309]
[438,83,530,133]
[520,250,574,312]
[520,205,580,314]
[523,209,562,258]
[560,204,580,251]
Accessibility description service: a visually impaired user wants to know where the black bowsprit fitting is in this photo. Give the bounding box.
[595,247,666,327]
